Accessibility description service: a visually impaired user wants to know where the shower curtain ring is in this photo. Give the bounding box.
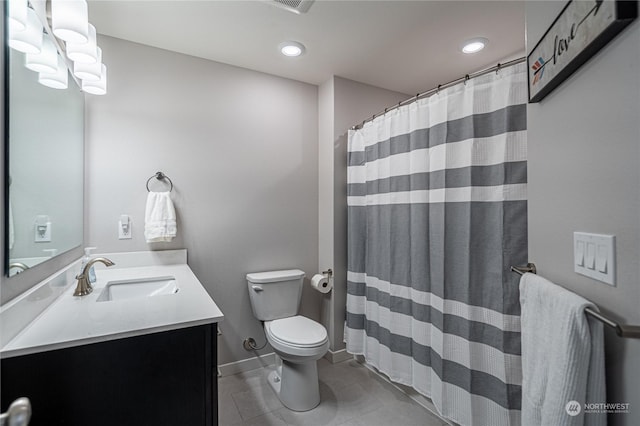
[496,63,501,74]
[464,75,470,85]
[437,84,441,94]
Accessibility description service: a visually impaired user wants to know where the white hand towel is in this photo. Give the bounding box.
[520,273,606,426]
[144,191,177,243]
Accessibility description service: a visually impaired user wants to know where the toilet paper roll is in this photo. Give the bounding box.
[310,273,332,293]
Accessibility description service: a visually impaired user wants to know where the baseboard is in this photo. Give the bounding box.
[323,348,353,364]
[218,353,276,377]
[218,348,353,376]
[357,358,456,426]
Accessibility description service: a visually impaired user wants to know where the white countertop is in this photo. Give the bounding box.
[1,251,224,358]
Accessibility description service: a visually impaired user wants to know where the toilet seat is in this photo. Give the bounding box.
[266,316,328,348]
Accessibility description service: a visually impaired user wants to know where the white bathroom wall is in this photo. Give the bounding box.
[85,36,320,365]
[318,78,335,346]
[526,3,640,425]
[318,76,407,353]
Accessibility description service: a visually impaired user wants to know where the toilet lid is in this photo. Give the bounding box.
[268,316,328,347]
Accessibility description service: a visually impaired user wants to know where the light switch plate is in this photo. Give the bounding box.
[574,232,615,286]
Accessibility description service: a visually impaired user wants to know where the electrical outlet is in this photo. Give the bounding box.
[118,215,132,239]
[34,216,51,242]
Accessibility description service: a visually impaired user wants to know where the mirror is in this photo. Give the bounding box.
[4,13,84,277]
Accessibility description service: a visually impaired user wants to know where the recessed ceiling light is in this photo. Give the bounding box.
[461,38,488,54]
[279,41,305,57]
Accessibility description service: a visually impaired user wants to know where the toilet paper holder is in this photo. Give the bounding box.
[322,269,333,278]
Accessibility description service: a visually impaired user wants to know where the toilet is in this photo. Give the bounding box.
[246,269,329,411]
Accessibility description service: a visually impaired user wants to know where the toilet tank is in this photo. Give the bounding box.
[246,269,305,321]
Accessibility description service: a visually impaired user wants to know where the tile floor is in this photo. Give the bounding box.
[218,358,449,426]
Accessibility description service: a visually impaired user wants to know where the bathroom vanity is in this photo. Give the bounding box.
[0,250,224,426]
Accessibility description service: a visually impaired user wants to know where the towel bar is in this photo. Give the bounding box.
[146,171,173,192]
[511,263,640,339]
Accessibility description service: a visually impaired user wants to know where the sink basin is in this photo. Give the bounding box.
[96,276,179,302]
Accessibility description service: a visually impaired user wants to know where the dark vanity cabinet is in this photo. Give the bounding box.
[1,323,217,426]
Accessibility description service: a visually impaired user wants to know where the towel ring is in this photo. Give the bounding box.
[146,171,173,192]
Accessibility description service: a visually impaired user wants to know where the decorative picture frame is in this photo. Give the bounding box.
[527,0,637,103]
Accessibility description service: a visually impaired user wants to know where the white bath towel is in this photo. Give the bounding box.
[144,191,177,243]
[520,273,606,426]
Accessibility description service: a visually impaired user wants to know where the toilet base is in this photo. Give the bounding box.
[267,357,320,412]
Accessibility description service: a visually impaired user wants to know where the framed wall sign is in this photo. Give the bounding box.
[527,0,637,103]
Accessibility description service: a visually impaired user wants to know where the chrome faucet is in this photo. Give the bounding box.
[8,262,29,273]
[73,257,115,297]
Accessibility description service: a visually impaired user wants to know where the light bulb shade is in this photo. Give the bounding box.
[73,46,102,80]
[38,56,69,89]
[52,0,89,43]
[67,24,98,63]
[82,64,107,95]
[8,8,43,54]
[8,0,28,32]
[25,38,58,73]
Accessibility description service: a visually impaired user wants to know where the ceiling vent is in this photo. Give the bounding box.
[268,0,315,14]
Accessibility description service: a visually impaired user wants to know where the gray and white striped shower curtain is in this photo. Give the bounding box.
[345,63,527,426]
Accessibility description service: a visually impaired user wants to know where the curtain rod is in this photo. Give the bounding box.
[351,56,526,130]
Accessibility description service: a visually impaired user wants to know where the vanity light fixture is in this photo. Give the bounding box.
[279,41,305,57]
[81,64,107,95]
[51,0,89,43]
[7,0,108,94]
[8,7,43,54]
[38,55,69,89]
[66,23,97,63]
[8,0,28,32]
[461,37,488,54]
[73,46,102,80]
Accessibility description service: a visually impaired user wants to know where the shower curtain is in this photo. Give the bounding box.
[345,62,527,426]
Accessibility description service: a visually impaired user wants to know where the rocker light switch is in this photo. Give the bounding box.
[585,243,596,270]
[575,240,585,266]
[596,245,608,273]
[574,232,615,286]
